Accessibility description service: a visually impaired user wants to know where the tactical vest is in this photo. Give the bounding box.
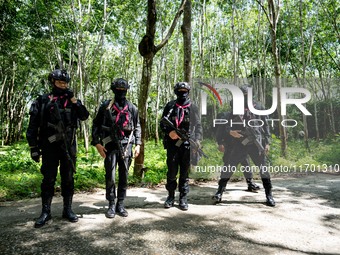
[166,100,191,132]
[40,94,77,144]
[102,100,137,136]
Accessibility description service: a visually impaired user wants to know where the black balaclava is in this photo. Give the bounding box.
[52,85,66,96]
[175,90,190,105]
[114,89,127,106]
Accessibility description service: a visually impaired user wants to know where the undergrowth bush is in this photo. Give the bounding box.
[1,136,339,201]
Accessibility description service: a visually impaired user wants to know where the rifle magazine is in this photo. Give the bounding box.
[48,135,57,143]
[175,139,183,147]
[242,137,250,146]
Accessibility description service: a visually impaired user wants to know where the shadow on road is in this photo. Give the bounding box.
[0,172,340,255]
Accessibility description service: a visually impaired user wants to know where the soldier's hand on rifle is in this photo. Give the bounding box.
[95,144,107,158]
[30,146,41,162]
[265,144,270,155]
[230,130,243,139]
[218,144,225,152]
[169,130,180,140]
[134,145,140,158]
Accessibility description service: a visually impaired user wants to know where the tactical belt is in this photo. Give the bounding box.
[47,122,73,144]
[101,135,131,147]
[48,133,63,143]
[101,125,132,146]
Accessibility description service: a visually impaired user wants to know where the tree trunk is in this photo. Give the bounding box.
[135,56,154,178]
[299,0,310,151]
[155,76,161,144]
[0,76,6,146]
[231,0,237,86]
[258,0,287,157]
[314,101,320,141]
[329,100,336,134]
[134,0,157,178]
[134,0,186,179]
[182,0,192,84]
[198,0,206,78]
[256,5,264,104]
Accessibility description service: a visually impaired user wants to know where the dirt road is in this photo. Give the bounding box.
[0,172,339,255]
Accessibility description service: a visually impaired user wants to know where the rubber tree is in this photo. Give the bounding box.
[134,0,187,178]
[257,0,287,157]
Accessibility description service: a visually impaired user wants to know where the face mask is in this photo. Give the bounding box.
[52,86,66,96]
[175,90,189,104]
[114,89,127,105]
[177,91,189,98]
[114,89,127,98]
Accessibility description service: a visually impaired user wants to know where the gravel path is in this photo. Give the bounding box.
[0,172,339,255]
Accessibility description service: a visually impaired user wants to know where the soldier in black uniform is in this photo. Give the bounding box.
[212,85,275,207]
[91,78,141,218]
[160,82,202,210]
[216,111,260,192]
[26,69,89,228]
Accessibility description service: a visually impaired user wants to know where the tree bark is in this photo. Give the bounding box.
[314,101,320,141]
[257,0,287,157]
[198,0,206,78]
[299,0,310,151]
[134,0,187,179]
[182,0,192,84]
[231,0,237,86]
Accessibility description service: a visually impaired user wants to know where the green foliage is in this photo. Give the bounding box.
[267,135,340,173]
[133,142,168,185]
[74,146,106,191]
[315,136,340,165]
[189,139,224,180]
[2,0,340,147]
[1,136,340,201]
[0,143,41,201]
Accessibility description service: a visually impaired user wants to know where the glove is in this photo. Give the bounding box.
[64,89,74,99]
[30,147,41,163]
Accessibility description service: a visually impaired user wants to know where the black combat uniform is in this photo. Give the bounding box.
[91,78,141,218]
[160,82,202,210]
[26,69,89,228]
[215,111,260,192]
[213,86,275,207]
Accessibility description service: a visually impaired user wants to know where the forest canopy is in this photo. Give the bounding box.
[1,0,339,150]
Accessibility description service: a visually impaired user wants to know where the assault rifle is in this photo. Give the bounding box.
[47,103,76,172]
[160,116,208,159]
[101,106,130,170]
[233,115,265,154]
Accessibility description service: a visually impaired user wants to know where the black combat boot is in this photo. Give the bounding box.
[164,190,175,208]
[106,200,115,218]
[262,178,275,207]
[35,197,52,228]
[246,178,261,192]
[179,193,188,211]
[62,196,79,222]
[212,178,229,203]
[116,200,128,217]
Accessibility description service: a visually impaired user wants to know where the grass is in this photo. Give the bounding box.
[0,136,339,201]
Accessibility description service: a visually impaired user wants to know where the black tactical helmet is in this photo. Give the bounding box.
[111,78,130,91]
[48,69,71,84]
[174,82,191,93]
